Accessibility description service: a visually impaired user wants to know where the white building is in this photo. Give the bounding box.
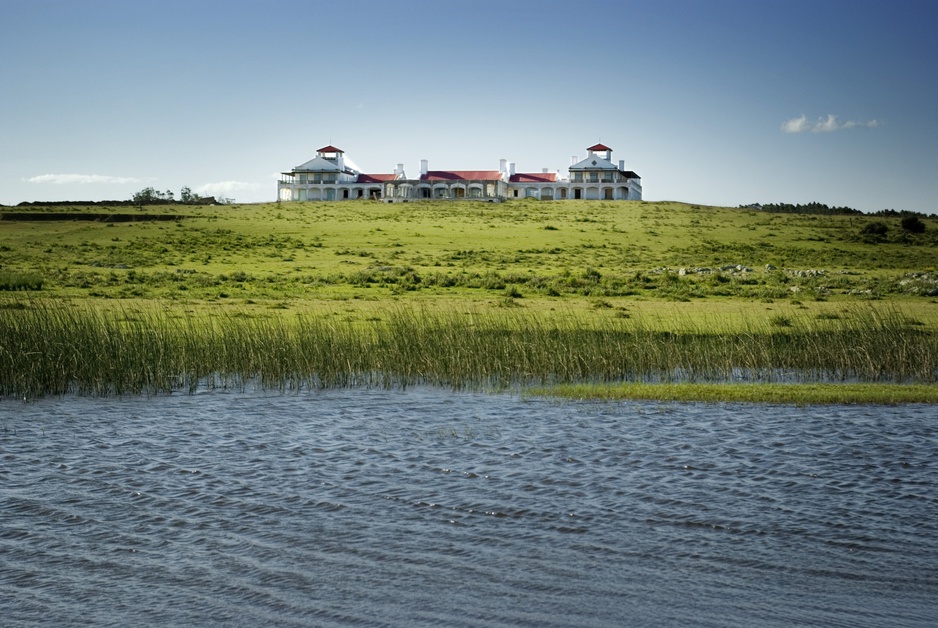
[278,143,641,202]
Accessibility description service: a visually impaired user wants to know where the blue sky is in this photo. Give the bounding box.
[2,0,936,213]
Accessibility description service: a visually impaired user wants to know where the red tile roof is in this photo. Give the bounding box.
[587,143,612,152]
[509,172,557,183]
[316,145,344,153]
[420,170,502,181]
[356,173,397,183]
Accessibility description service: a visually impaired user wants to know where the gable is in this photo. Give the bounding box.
[569,154,618,170]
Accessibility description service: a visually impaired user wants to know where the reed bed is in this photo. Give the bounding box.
[0,303,935,399]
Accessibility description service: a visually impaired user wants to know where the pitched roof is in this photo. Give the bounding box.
[420,170,502,181]
[509,172,557,183]
[587,143,612,152]
[316,145,344,153]
[294,155,341,171]
[356,173,398,183]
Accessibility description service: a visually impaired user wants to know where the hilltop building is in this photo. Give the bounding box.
[278,143,641,202]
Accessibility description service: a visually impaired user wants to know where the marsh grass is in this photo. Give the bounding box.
[1,302,935,399]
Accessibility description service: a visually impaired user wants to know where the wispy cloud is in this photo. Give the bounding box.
[195,181,262,199]
[24,173,142,185]
[782,114,880,134]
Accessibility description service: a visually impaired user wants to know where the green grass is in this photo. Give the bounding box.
[1,200,936,324]
[527,383,938,405]
[1,302,934,399]
[0,271,43,291]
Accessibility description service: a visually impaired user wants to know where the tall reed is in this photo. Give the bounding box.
[0,303,935,399]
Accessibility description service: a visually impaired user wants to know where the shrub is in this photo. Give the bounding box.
[901,216,926,233]
[861,221,889,236]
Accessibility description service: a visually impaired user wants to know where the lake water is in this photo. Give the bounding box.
[2,388,937,627]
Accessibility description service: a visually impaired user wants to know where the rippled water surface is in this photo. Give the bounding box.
[2,388,937,626]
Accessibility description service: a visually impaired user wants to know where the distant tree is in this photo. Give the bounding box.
[132,187,184,205]
[132,187,160,205]
[179,186,202,204]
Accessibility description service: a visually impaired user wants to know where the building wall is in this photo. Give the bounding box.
[504,181,641,201]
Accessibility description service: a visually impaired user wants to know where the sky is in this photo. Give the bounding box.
[2,0,937,213]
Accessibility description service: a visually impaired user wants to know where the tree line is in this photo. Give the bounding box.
[742,202,934,220]
[14,187,229,208]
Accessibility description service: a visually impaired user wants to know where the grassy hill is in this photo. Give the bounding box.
[1,199,936,329]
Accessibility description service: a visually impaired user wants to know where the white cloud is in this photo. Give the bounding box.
[195,180,262,199]
[781,114,811,134]
[782,114,881,134]
[24,173,142,185]
[814,114,841,133]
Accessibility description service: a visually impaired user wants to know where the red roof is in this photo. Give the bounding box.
[316,145,344,153]
[420,170,502,181]
[587,143,612,152]
[509,172,557,183]
[356,173,397,183]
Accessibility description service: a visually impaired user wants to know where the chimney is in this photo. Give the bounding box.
[618,160,625,171]
[420,159,428,176]
[499,159,507,174]
[571,155,578,165]
[396,163,405,178]
[509,162,516,176]
[542,167,548,174]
